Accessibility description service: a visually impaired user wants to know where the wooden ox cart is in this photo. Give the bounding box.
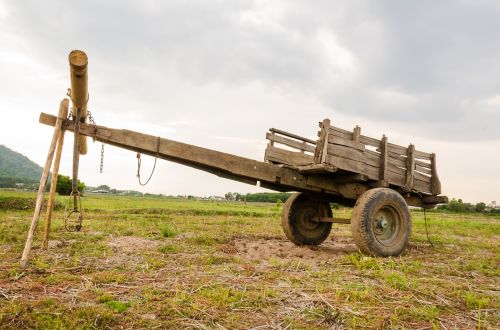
[22,50,447,268]
[38,112,447,257]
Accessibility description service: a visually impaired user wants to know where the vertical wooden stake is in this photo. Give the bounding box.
[379,135,388,182]
[405,144,416,191]
[353,126,361,144]
[20,99,69,268]
[430,153,441,195]
[314,119,330,164]
[42,99,69,250]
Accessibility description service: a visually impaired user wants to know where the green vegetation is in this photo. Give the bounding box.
[225,191,291,203]
[55,174,85,195]
[0,145,45,188]
[438,198,500,214]
[0,189,498,329]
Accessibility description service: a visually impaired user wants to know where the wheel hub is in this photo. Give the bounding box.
[373,207,399,245]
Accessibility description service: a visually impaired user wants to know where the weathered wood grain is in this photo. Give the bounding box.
[430,153,441,195]
[69,50,88,155]
[269,128,316,145]
[42,99,69,250]
[21,102,67,268]
[265,146,314,166]
[405,144,416,190]
[379,135,388,181]
[328,126,353,140]
[266,132,316,153]
[298,163,337,174]
[328,135,365,151]
[416,165,432,175]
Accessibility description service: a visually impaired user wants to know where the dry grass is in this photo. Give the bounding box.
[0,190,498,329]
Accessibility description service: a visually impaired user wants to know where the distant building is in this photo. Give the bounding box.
[91,189,109,194]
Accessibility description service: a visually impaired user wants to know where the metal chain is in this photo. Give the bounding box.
[136,137,160,186]
[67,88,104,173]
[87,110,105,173]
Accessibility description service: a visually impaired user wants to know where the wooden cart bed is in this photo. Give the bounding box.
[264,119,441,196]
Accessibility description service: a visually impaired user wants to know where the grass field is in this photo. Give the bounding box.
[0,190,498,329]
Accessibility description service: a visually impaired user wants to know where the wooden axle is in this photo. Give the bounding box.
[39,112,447,208]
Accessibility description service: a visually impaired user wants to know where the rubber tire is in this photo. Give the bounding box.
[351,188,411,257]
[282,193,332,245]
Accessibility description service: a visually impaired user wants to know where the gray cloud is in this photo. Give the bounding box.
[3,1,500,139]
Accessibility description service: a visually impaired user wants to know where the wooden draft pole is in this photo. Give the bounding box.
[42,99,69,249]
[20,99,69,268]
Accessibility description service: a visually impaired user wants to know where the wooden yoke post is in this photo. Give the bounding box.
[69,50,88,155]
[20,99,69,267]
[42,99,69,249]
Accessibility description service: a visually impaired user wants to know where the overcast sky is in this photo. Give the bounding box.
[1,0,499,203]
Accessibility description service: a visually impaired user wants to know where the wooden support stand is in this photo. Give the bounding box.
[42,99,69,249]
[20,99,69,268]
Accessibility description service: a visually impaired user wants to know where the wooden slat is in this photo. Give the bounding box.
[325,154,380,180]
[265,146,314,166]
[387,162,406,176]
[388,151,407,161]
[359,135,380,148]
[414,149,431,160]
[388,143,408,156]
[328,126,353,140]
[298,163,337,174]
[364,150,381,167]
[388,154,406,168]
[327,143,364,162]
[414,171,431,183]
[328,135,365,151]
[266,132,315,153]
[414,179,431,194]
[416,165,431,175]
[270,128,316,145]
[415,159,431,169]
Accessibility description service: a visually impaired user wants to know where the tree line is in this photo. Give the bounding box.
[437,198,498,214]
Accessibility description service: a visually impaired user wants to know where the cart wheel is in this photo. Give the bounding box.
[282,193,332,245]
[351,188,411,257]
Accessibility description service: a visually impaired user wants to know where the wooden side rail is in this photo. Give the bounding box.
[312,118,441,195]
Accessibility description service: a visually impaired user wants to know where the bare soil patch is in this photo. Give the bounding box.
[108,236,159,253]
[229,236,358,264]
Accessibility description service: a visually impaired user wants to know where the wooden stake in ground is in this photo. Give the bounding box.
[20,99,69,268]
[42,99,69,250]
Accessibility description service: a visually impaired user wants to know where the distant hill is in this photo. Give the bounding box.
[0,145,45,188]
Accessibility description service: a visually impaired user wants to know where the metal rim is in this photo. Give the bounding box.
[295,202,325,238]
[372,204,405,247]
